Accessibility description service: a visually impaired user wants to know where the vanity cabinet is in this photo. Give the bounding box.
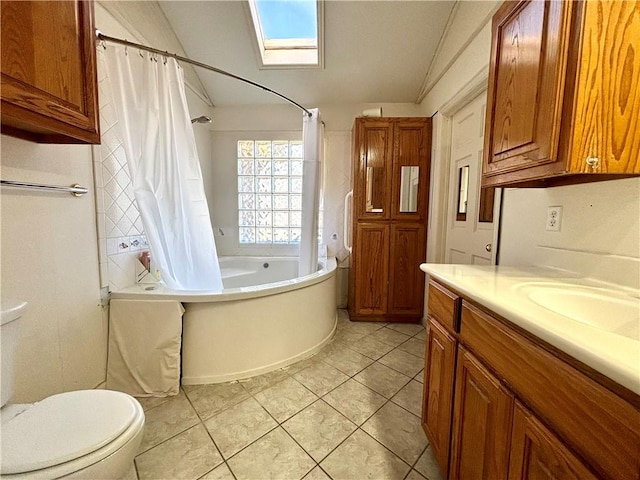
[348,117,431,322]
[1,0,100,143]
[482,0,640,187]
[421,279,640,480]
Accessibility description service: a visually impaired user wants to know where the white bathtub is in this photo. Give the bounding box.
[111,257,337,384]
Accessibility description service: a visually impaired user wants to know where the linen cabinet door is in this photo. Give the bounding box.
[390,118,431,222]
[353,119,393,220]
[449,346,513,480]
[482,0,574,186]
[350,222,389,317]
[508,402,598,480]
[422,318,456,479]
[388,223,426,319]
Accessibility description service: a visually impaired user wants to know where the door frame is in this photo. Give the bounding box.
[426,66,502,265]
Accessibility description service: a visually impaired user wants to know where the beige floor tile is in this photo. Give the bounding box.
[322,344,374,376]
[135,394,171,412]
[368,328,411,347]
[354,362,411,398]
[303,466,331,480]
[254,377,317,422]
[378,348,424,377]
[333,328,368,344]
[227,427,315,480]
[239,368,290,395]
[283,354,327,375]
[138,390,199,453]
[413,329,427,341]
[414,369,425,383]
[391,380,424,417]
[415,446,445,480]
[293,361,349,396]
[282,400,356,462]
[386,323,425,336]
[184,382,250,420]
[204,397,277,459]
[322,379,386,425]
[407,469,428,480]
[361,402,427,464]
[320,430,410,480]
[123,465,138,480]
[398,337,427,358]
[199,462,235,480]
[338,320,386,336]
[348,334,395,360]
[135,424,222,480]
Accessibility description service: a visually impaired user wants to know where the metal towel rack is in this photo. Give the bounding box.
[0,180,89,197]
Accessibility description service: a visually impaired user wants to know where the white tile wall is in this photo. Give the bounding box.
[93,56,147,291]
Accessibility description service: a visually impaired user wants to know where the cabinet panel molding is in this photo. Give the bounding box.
[422,318,457,479]
[509,402,598,480]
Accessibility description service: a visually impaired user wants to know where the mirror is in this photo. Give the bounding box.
[399,166,420,213]
[365,165,385,213]
[456,165,469,221]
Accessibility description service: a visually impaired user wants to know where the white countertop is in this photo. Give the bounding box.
[420,264,640,396]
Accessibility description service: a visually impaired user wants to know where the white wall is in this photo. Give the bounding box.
[93,4,215,290]
[419,0,640,296]
[500,179,640,290]
[1,136,107,403]
[206,103,423,260]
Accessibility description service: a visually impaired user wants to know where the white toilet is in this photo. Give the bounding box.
[1,300,145,479]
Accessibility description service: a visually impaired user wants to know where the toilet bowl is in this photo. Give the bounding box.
[1,300,145,479]
[1,390,145,479]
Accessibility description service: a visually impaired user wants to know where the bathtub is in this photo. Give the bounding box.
[111,256,337,384]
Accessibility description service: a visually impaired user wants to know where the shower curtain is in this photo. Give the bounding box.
[299,108,324,276]
[100,45,223,291]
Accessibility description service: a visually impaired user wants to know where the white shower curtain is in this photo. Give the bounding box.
[100,45,223,291]
[299,108,324,277]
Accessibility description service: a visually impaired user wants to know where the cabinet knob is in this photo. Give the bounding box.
[585,156,600,170]
[485,244,492,252]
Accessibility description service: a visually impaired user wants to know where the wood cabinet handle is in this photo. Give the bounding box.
[585,157,600,170]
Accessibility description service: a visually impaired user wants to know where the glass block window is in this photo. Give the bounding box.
[238,140,304,244]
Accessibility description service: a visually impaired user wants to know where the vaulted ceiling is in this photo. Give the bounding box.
[158,1,456,107]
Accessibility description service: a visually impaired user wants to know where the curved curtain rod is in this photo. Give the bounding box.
[96,31,313,118]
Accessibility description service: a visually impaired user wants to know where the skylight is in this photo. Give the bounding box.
[248,0,322,68]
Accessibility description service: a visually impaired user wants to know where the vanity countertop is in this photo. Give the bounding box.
[420,263,640,396]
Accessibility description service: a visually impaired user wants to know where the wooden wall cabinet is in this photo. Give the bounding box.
[421,279,640,480]
[348,117,431,322]
[1,0,100,143]
[482,0,640,187]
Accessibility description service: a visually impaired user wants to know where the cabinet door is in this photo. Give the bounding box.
[351,222,389,316]
[388,223,426,318]
[353,119,393,220]
[1,0,99,143]
[450,346,513,480]
[509,402,598,480]
[422,318,457,479]
[482,0,574,184]
[391,119,431,221]
[566,0,640,174]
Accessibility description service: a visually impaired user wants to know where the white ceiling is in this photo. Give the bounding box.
[159,1,456,107]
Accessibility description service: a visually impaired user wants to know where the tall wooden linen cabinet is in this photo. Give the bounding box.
[348,117,431,322]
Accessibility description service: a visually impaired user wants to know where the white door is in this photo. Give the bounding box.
[445,92,500,265]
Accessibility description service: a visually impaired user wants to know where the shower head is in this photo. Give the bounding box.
[191,115,212,124]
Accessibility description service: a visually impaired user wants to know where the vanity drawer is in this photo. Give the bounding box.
[428,280,460,334]
[460,300,640,480]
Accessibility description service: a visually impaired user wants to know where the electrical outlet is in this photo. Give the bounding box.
[546,206,563,232]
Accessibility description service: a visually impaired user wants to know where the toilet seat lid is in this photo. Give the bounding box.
[1,390,139,475]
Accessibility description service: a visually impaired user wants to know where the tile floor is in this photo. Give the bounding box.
[130,309,445,480]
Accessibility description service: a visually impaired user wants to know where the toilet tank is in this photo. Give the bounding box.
[1,300,26,407]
